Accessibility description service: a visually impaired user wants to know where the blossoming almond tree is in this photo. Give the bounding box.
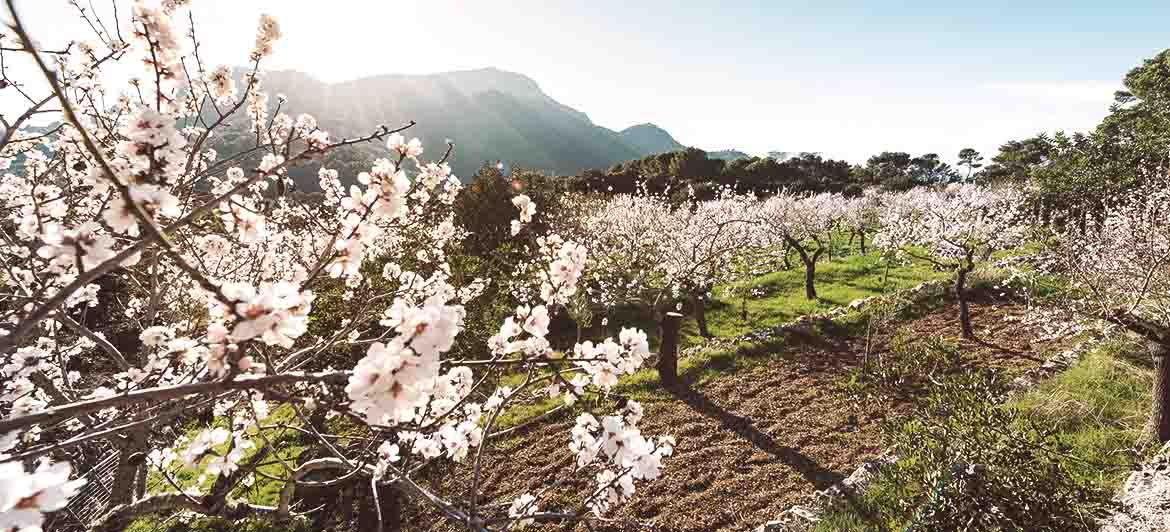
[0,2,671,531]
[876,184,1028,338]
[658,188,758,338]
[755,191,848,300]
[568,187,756,339]
[842,189,884,255]
[559,191,673,313]
[1056,177,1170,441]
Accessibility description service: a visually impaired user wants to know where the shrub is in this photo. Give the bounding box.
[873,372,1117,531]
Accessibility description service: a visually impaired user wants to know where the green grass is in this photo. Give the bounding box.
[125,516,314,532]
[813,336,1156,531]
[148,403,311,502]
[681,251,943,344]
[1010,337,1156,488]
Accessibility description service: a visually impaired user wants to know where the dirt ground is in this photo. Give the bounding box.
[399,294,1071,531]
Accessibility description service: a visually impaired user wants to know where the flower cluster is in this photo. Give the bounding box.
[511,194,537,235]
[220,282,314,349]
[536,235,587,305]
[251,14,282,60]
[346,294,464,425]
[569,401,674,516]
[572,328,650,391]
[488,304,552,357]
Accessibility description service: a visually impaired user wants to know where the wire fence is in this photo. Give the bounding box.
[46,453,119,531]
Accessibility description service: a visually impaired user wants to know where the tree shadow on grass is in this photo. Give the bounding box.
[668,384,846,490]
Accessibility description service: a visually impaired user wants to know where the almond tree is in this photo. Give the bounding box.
[562,187,756,389]
[876,184,1027,338]
[652,189,754,338]
[0,3,672,531]
[842,189,884,255]
[1057,177,1170,441]
[756,191,847,300]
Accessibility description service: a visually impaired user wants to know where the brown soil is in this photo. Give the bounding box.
[400,294,1074,532]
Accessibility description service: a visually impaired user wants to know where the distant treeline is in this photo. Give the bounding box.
[563,148,964,198]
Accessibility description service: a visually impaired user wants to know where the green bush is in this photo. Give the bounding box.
[834,371,1117,532]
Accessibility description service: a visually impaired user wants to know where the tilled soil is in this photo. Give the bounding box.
[400,295,1071,531]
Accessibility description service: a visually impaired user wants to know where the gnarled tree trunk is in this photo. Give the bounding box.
[1153,345,1170,443]
[804,258,817,300]
[955,252,976,339]
[787,237,824,300]
[1107,312,1170,444]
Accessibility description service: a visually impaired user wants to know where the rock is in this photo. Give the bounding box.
[1101,442,1170,531]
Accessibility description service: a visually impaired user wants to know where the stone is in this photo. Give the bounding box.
[1101,442,1170,531]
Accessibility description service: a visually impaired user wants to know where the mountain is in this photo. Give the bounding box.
[245,67,682,183]
[617,123,684,156]
[709,149,751,161]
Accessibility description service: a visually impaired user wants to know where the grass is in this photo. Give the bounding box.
[1010,337,1156,488]
[680,251,943,344]
[812,335,1157,531]
[125,516,314,532]
[146,403,312,504]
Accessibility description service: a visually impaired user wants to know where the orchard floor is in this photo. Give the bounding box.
[403,292,1078,532]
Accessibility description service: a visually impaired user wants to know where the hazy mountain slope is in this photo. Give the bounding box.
[617,123,685,155]
[249,68,667,181]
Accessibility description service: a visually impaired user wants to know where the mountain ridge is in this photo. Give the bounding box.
[246,67,684,181]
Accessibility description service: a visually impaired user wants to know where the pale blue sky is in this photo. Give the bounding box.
[8,0,1170,163]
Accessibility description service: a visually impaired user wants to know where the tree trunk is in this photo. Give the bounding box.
[135,463,147,501]
[956,266,974,339]
[859,231,866,255]
[804,259,817,300]
[657,312,683,387]
[109,431,148,509]
[692,293,710,338]
[1153,345,1170,443]
[787,238,820,300]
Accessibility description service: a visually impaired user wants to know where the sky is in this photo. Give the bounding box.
[5,0,1170,164]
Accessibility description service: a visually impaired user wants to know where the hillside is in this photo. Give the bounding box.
[617,123,685,155]
[250,68,684,181]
